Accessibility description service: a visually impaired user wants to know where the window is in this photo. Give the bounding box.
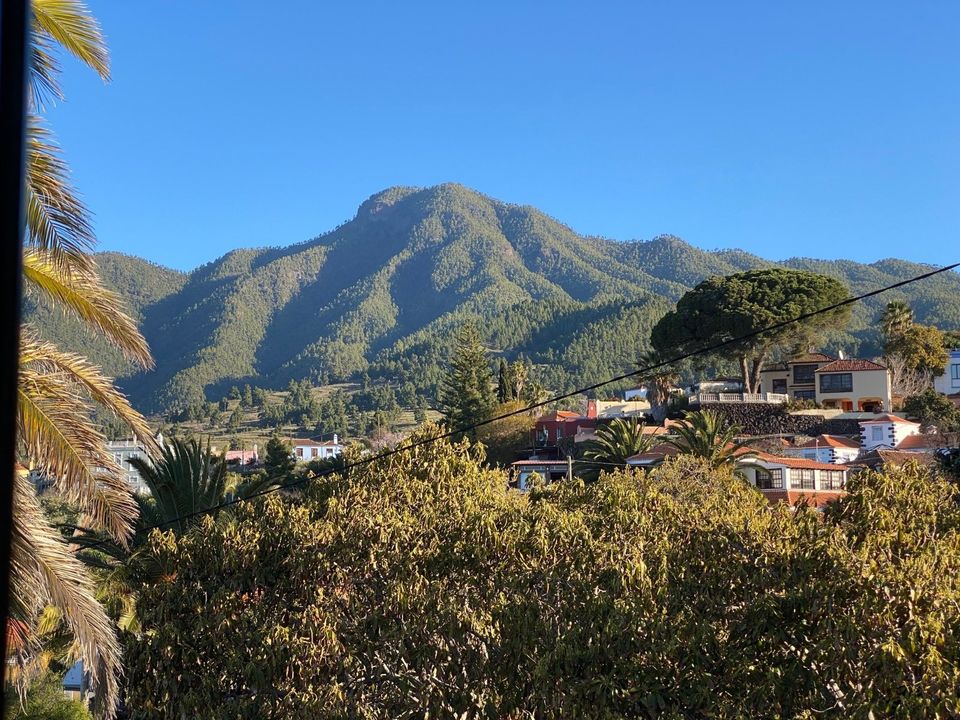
[952,363,960,388]
[311,447,318,457]
[821,470,845,490]
[790,468,815,490]
[871,426,883,441]
[819,373,853,393]
[772,379,787,393]
[793,390,816,400]
[755,468,783,490]
[793,364,817,384]
[296,447,303,458]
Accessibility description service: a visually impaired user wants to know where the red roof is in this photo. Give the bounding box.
[749,452,849,472]
[796,434,860,449]
[894,434,941,450]
[290,438,341,447]
[788,353,835,364]
[510,459,570,467]
[815,359,886,373]
[858,413,918,425]
[626,443,679,464]
[536,410,582,423]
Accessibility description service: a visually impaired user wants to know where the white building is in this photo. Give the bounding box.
[106,437,153,494]
[857,414,920,451]
[291,435,343,461]
[934,349,960,396]
[736,453,851,508]
[785,434,860,465]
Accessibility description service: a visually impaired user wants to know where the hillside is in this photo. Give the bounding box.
[24,183,960,414]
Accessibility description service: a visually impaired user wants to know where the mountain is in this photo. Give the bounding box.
[24,184,960,414]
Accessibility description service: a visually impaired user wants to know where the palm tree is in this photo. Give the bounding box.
[664,410,756,469]
[11,3,154,716]
[881,300,914,342]
[579,417,658,481]
[637,349,679,424]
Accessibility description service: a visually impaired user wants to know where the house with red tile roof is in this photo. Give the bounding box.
[814,359,891,412]
[289,435,343,461]
[759,353,836,401]
[736,452,850,508]
[785,434,860,464]
[858,414,919,451]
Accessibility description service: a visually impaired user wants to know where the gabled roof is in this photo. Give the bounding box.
[746,452,849,472]
[894,434,942,451]
[626,443,679,465]
[815,359,887,373]
[796,434,860,450]
[858,413,918,425]
[787,353,835,364]
[290,438,342,447]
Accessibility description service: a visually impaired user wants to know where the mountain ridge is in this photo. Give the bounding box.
[25,183,960,413]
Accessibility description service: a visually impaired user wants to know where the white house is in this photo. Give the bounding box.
[736,453,850,508]
[934,349,960,396]
[858,414,920,451]
[290,435,343,461]
[106,435,158,495]
[785,434,860,465]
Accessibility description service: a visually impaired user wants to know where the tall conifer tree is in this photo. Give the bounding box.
[439,322,495,434]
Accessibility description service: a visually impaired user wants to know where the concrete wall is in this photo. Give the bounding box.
[934,350,960,395]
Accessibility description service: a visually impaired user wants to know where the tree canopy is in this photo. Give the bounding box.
[651,269,851,393]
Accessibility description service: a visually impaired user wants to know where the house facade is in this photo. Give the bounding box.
[290,435,343,461]
[813,359,891,412]
[736,453,850,508]
[759,353,836,400]
[934,349,960,396]
[106,437,153,494]
[857,414,920,451]
[510,459,571,490]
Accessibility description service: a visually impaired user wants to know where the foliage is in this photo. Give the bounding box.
[880,299,913,340]
[903,389,960,432]
[579,416,657,480]
[4,672,92,720]
[665,409,756,468]
[263,436,294,479]
[651,268,851,393]
[126,433,960,718]
[886,323,949,375]
[635,349,679,423]
[474,401,535,467]
[437,322,495,435]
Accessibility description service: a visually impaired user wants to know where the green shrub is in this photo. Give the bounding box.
[127,428,960,718]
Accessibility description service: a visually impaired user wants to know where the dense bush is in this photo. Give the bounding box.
[126,429,960,718]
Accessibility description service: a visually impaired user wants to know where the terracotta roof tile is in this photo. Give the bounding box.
[815,359,887,373]
[894,434,942,450]
[796,434,860,449]
[858,413,918,425]
[748,452,850,471]
[536,410,582,422]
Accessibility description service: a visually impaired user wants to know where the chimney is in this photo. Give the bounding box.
[838,348,846,360]
[332,433,338,445]
[586,400,597,419]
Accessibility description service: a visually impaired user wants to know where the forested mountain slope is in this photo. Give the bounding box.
[25,184,960,413]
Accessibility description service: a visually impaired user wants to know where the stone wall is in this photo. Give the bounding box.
[699,403,839,437]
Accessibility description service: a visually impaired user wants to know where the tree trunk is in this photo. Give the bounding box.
[738,355,751,394]
[748,353,766,395]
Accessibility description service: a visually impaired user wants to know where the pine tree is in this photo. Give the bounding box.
[438,323,495,435]
[497,358,512,403]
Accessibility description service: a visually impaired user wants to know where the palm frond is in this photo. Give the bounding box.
[10,468,121,719]
[29,33,63,108]
[24,119,96,269]
[20,328,159,455]
[18,366,137,543]
[32,0,110,80]
[23,248,153,367]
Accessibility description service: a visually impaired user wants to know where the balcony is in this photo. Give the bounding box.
[697,392,788,404]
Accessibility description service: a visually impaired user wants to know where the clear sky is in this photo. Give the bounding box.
[47,1,960,271]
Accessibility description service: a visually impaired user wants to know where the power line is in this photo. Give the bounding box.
[82,262,960,549]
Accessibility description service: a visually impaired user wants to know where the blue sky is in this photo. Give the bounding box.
[47,1,960,271]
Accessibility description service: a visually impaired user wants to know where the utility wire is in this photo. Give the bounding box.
[82,262,959,549]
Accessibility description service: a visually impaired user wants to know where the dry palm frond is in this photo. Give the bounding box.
[29,33,63,109]
[23,248,154,368]
[9,468,121,720]
[20,329,159,455]
[32,0,110,81]
[17,367,138,544]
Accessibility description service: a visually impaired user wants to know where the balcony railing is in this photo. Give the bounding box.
[697,392,788,404]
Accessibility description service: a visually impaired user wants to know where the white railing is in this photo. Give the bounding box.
[697,392,788,404]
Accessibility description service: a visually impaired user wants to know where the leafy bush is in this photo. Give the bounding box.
[127,429,960,718]
[4,673,92,720]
